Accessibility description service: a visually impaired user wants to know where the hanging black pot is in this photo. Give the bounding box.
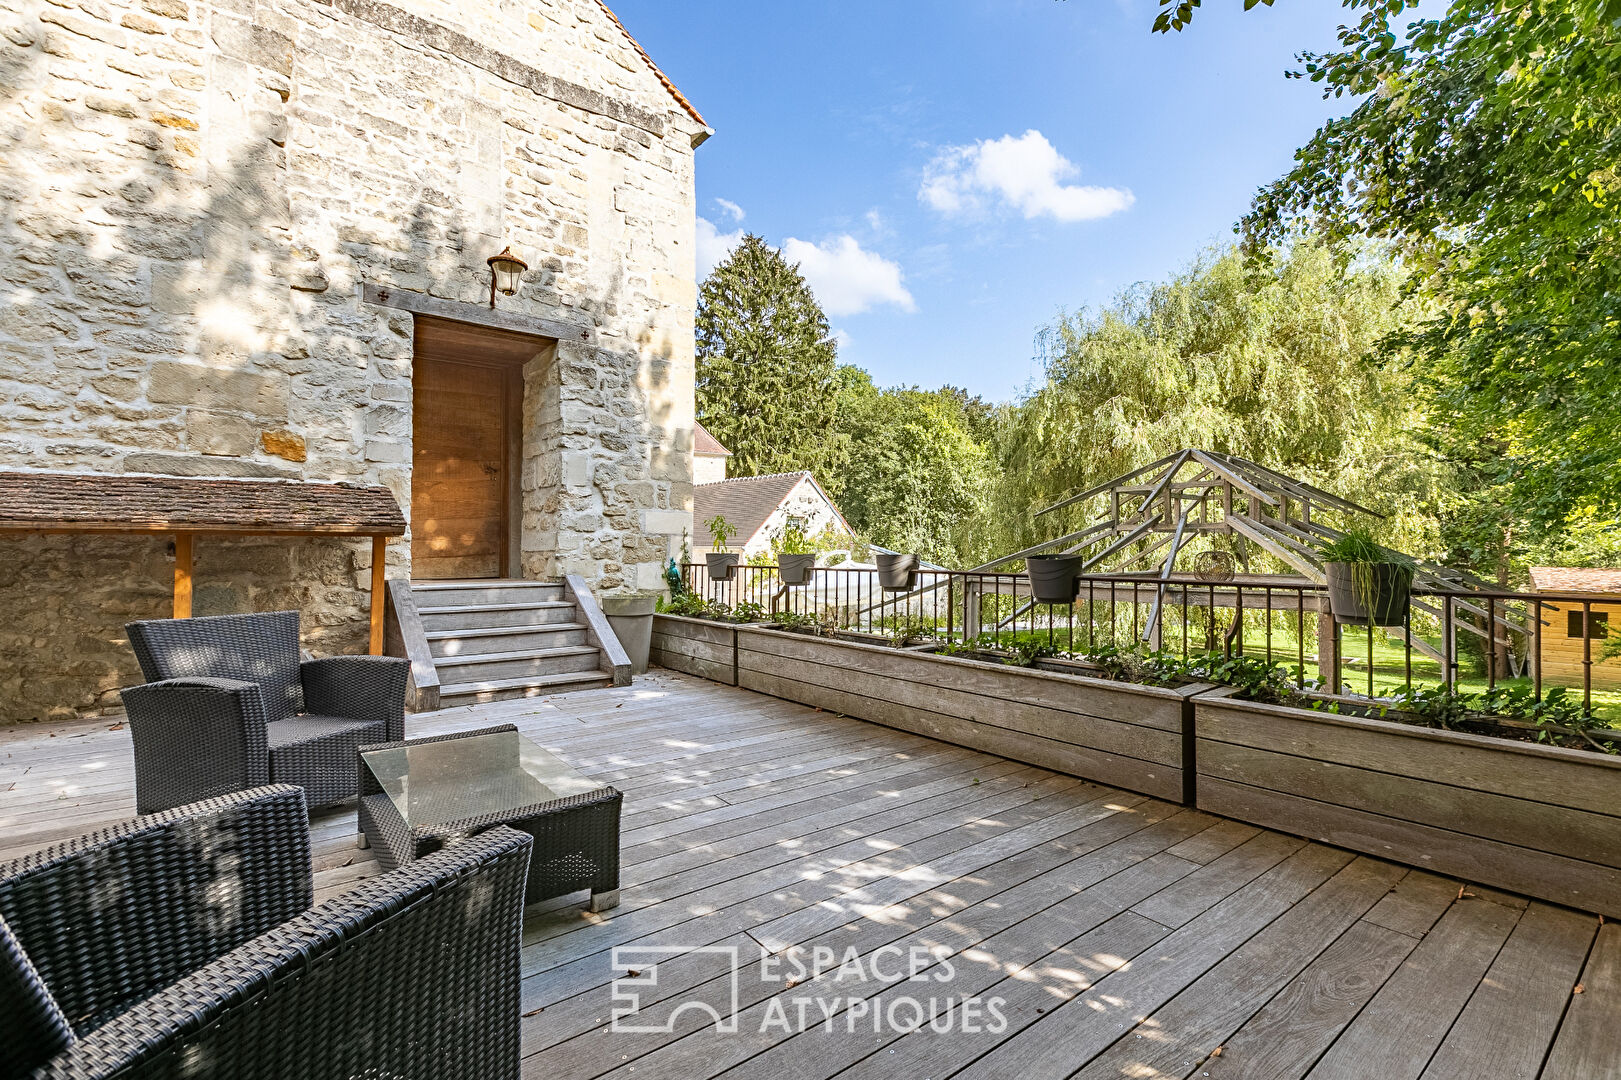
[1026,554,1084,604]
[875,553,919,591]
[1325,562,1413,626]
[704,552,740,582]
[778,553,816,585]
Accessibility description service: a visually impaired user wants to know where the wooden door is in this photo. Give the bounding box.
[411,356,514,580]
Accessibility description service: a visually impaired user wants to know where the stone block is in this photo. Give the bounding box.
[260,428,306,461]
[122,451,296,478]
[147,361,289,418]
[186,408,259,455]
[640,509,688,536]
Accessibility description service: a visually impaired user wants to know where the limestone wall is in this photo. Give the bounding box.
[0,0,700,720]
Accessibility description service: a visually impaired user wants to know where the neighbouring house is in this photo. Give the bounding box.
[693,472,853,560]
[0,0,706,721]
[692,422,732,485]
[1528,567,1621,692]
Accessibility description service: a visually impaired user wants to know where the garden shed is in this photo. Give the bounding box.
[1529,566,1621,690]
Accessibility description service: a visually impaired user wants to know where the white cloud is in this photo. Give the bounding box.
[781,234,915,317]
[920,130,1133,223]
[696,216,743,278]
[714,197,746,223]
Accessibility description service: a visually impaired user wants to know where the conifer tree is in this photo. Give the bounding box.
[695,235,844,479]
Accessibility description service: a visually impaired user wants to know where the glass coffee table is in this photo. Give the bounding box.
[357,723,622,911]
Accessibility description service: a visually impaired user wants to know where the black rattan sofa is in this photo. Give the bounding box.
[122,610,408,813]
[0,785,531,1080]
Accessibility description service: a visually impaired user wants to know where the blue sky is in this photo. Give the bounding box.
[611,0,1368,402]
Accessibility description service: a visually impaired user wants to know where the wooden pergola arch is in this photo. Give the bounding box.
[0,472,407,653]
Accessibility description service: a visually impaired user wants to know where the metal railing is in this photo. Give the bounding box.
[678,563,1614,717]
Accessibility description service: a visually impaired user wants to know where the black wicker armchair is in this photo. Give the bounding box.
[0,785,532,1080]
[122,611,408,813]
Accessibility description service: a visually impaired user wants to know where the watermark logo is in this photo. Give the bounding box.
[608,942,1007,1037]
[611,945,742,1033]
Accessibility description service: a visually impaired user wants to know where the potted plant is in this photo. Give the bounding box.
[1026,553,1084,604]
[774,522,817,586]
[703,514,740,582]
[1321,526,1416,626]
[875,552,919,591]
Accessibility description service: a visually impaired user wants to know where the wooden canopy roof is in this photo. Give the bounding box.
[0,472,406,536]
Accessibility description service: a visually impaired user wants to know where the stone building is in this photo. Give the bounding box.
[0,0,706,720]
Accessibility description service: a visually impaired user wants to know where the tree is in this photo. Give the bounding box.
[1224,0,1621,539]
[827,368,993,565]
[984,239,1442,558]
[695,235,844,479]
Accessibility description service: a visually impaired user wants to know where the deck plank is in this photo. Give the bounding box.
[1540,922,1621,1080]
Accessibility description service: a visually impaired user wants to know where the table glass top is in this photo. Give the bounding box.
[361,729,605,829]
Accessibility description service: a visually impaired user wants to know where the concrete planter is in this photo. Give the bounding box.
[601,594,658,675]
[777,553,816,585]
[733,627,1203,802]
[1194,686,1621,916]
[704,552,740,582]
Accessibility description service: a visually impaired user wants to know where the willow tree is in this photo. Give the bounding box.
[985,239,1440,556]
[695,235,844,479]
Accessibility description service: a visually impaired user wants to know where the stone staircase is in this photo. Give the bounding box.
[410,580,616,707]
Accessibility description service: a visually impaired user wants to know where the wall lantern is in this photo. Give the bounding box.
[487,245,528,307]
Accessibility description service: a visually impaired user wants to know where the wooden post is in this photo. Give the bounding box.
[173,532,193,619]
[1317,603,1340,693]
[369,534,387,655]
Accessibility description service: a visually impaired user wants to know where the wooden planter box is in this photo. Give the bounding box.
[734,627,1204,802]
[649,614,741,685]
[1194,686,1621,916]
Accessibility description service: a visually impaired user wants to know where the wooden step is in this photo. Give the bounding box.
[436,670,614,707]
[417,600,578,632]
[425,623,589,658]
[433,644,602,683]
[410,579,566,608]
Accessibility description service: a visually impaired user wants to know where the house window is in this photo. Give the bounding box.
[1567,610,1609,639]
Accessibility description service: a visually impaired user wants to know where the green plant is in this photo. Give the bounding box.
[662,592,712,618]
[1388,686,1479,730]
[1001,638,1058,667]
[704,514,735,553]
[888,616,934,648]
[1320,527,1417,615]
[731,600,766,624]
[773,521,813,556]
[769,609,837,636]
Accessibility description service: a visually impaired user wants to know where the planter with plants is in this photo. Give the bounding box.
[1025,553,1084,605]
[1321,526,1416,626]
[648,595,769,685]
[703,514,740,582]
[734,624,1204,802]
[773,522,817,586]
[1193,674,1621,916]
[874,552,920,591]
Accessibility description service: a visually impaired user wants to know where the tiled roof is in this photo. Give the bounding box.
[693,422,731,457]
[693,472,813,548]
[0,472,406,535]
[594,1,706,128]
[1529,566,1621,595]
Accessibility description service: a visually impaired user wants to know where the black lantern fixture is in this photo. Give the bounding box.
[487,245,528,307]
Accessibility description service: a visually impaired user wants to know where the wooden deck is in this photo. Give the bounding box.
[2,670,1617,1079]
